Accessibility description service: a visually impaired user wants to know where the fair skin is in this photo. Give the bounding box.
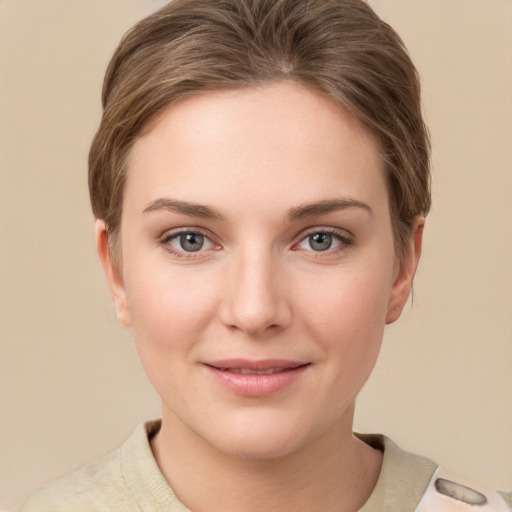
[97,82,423,512]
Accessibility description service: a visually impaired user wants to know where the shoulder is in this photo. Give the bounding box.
[10,448,140,512]
[10,420,181,512]
[416,468,512,512]
[356,433,511,512]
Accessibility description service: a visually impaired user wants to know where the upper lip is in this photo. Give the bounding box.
[204,359,309,371]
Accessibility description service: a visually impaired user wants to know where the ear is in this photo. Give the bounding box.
[385,216,424,324]
[95,219,132,327]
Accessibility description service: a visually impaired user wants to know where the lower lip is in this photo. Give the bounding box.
[204,365,309,397]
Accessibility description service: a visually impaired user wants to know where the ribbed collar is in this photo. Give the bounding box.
[120,421,437,512]
[121,420,191,511]
[356,433,437,512]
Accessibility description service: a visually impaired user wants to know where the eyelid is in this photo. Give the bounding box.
[293,227,354,254]
[159,227,221,258]
[157,226,353,258]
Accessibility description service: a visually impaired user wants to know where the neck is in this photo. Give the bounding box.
[151,405,382,512]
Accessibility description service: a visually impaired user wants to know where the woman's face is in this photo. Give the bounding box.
[98,82,421,459]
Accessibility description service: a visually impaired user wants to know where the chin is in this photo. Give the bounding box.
[192,409,324,461]
[210,431,305,461]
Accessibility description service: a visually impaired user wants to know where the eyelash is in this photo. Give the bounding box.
[159,228,218,259]
[159,227,353,259]
[293,228,354,256]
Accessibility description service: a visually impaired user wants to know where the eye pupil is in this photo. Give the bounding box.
[309,233,332,251]
[180,233,204,252]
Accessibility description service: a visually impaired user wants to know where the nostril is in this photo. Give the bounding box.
[229,322,280,333]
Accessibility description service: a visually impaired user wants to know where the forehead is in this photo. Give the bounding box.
[125,82,387,218]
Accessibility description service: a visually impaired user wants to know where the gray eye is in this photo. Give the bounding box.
[308,233,332,251]
[179,233,204,252]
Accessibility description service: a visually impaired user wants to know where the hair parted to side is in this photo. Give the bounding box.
[89,0,431,262]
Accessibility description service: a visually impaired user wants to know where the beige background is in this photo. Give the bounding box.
[1,0,511,508]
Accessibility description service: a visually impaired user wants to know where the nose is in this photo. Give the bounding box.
[218,247,292,337]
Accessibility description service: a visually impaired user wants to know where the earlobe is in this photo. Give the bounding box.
[95,220,132,328]
[385,217,424,324]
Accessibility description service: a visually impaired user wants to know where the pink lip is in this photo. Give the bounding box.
[203,359,310,397]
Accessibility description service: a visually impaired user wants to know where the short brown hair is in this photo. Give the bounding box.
[89,0,431,258]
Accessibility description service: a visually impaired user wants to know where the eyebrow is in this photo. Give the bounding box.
[286,198,373,221]
[143,197,372,222]
[143,198,226,220]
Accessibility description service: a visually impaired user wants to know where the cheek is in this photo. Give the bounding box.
[123,265,222,407]
[295,257,394,370]
[299,262,392,333]
[124,261,219,356]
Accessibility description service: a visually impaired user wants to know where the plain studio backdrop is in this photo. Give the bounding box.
[0,0,511,508]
